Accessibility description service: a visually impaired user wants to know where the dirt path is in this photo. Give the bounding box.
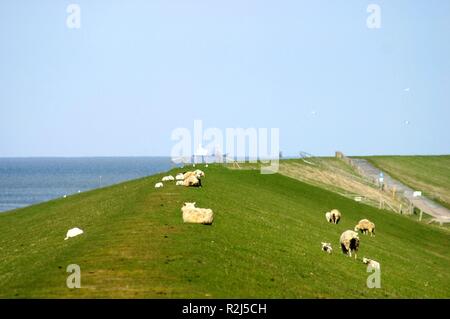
[352,158,450,223]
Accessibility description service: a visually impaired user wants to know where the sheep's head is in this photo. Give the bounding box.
[184,202,196,208]
[362,257,370,264]
[354,225,360,232]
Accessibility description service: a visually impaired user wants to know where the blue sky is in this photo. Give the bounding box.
[0,0,449,157]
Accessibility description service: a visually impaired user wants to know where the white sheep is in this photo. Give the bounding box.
[325,212,332,223]
[183,170,205,180]
[176,181,184,186]
[321,242,333,254]
[162,175,174,181]
[194,169,205,178]
[330,209,341,224]
[363,257,380,269]
[355,219,376,236]
[183,175,202,187]
[175,173,185,180]
[181,202,213,225]
[340,230,360,259]
[64,227,84,240]
[155,182,164,188]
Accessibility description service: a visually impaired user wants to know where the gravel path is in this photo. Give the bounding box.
[352,158,450,222]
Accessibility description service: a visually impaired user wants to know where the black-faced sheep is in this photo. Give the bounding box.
[340,230,360,259]
[181,202,213,225]
[354,219,376,236]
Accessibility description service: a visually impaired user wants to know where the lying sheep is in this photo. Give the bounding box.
[194,169,205,178]
[183,175,202,187]
[355,219,376,236]
[321,242,332,254]
[183,169,205,180]
[155,182,164,188]
[181,202,213,225]
[176,181,184,186]
[175,173,185,180]
[162,175,174,181]
[363,257,380,269]
[65,227,84,240]
[340,230,360,259]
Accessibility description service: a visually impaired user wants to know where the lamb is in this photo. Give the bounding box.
[181,202,213,225]
[340,230,360,259]
[362,257,380,269]
[155,182,164,188]
[325,212,332,223]
[183,175,202,187]
[64,227,84,240]
[175,173,185,180]
[176,181,184,186]
[354,219,376,236]
[162,175,174,181]
[321,242,333,254]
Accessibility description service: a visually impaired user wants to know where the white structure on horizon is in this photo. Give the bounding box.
[194,144,209,164]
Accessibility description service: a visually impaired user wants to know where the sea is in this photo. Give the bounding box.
[0,157,177,212]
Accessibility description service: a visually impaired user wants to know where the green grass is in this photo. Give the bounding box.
[365,156,450,209]
[0,164,449,298]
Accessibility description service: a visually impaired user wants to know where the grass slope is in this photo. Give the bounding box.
[0,165,449,298]
[366,156,450,209]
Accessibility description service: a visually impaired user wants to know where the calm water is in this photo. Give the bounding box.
[0,157,176,212]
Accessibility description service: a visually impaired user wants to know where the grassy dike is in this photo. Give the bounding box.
[366,155,450,209]
[0,164,448,298]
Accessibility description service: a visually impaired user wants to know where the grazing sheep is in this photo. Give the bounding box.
[340,230,360,259]
[175,173,185,180]
[181,202,213,225]
[162,175,175,181]
[363,257,380,269]
[325,212,332,223]
[330,209,341,224]
[205,164,209,168]
[183,175,202,187]
[176,181,184,186]
[155,182,164,188]
[355,219,376,236]
[321,242,333,254]
[64,227,84,240]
